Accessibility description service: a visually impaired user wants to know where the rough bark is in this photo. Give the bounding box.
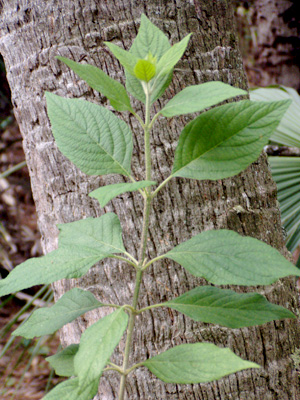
[241,0,300,91]
[0,1,299,399]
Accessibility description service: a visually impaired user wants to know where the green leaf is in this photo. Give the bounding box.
[125,14,171,103]
[163,286,295,328]
[75,309,128,393]
[143,343,259,384]
[57,213,125,253]
[13,289,104,338]
[134,59,156,82]
[0,213,125,296]
[269,156,300,252]
[56,56,133,112]
[89,180,156,207]
[164,229,300,285]
[250,85,300,147]
[43,377,98,400]
[156,33,192,77]
[104,42,138,75]
[46,344,79,377]
[46,92,133,177]
[160,82,247,117]
[172,100,291,181]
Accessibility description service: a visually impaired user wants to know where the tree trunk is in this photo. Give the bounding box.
[0,1,299,399]
[241,0,300,91]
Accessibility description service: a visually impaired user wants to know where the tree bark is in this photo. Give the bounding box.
[0,1,299,399]
[238,0,300,91]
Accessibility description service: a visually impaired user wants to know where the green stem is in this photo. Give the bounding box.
[118,81,154,400]
[118,269,143,400]
[151,175,173,198]
[137,302,164,314]
[109,255,139,269]
[142,254,166,271]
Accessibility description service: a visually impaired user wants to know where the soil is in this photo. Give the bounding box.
[0,108,62,397]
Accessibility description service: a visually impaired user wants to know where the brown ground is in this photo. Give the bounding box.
[0,117,62,398]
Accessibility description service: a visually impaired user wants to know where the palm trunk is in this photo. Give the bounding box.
[0,0,299,398]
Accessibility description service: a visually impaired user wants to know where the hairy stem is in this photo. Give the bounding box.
[118,83,154,400]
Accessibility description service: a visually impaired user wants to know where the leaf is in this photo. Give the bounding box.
[57,213,125,254]
[75,309,128,393]
[56,56,133,112]
[0,213,125,296]
[269,156,300,253]
[250,85,300,147]
[172,100,291,181]
[125,14,171,103]
[164,229,300,285]
[134,59,156,82]
[46,344,79,377]
[46,92,133,177]
[13,289,104,338]
[42,377,98,400]
[104,42,138,75]
[143,343,259,384]
[155,33,192,77]
[89,180,156,207]
[160,82,247,117]
[163,286,295,328]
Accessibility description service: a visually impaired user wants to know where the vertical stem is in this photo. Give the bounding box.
[118,83,153,400]
[144,83,152,183]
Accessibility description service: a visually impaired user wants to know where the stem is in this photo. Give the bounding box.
[109,255,139,269]
[137,302,164,314]
[142,254,166,271]
[144,83,152,183]
[151,175,173,198]
[118,269,143,400]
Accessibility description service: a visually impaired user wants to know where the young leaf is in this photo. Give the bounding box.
[125,14,171,103]
[160,82,247,117]
[46,92,133,177]
[46,344,79,377]
[134,59,156,82]
[74,309,128,393]
[172,100,291,181]
[163,286,295,328]
[13,289,104,338]
[143,343,259,384]
[56,56,133,112]
[43,377,98,400]
[164,229,300,285]
[0,213,125,296]
[155,33,192,77]
[104,42,138,75]
[89,180,156,207]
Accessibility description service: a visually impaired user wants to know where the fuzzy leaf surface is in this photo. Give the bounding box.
[0,213,125,296]
[13,289,104,338]
[104,42,138,75]
[164,229,299,285]
[134,59,156,82]
[46,344,79,377]
[143,343,259,384]
[163,286,295,328]
[172,100,291,180]
[56,56,133,112]
[75,309,128,393]
[46,92,133,176]
[125,14,171,103]
[89,180,156,207]
[43,377,98,400]
[156,34,192,77]
[160,82,247,117]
